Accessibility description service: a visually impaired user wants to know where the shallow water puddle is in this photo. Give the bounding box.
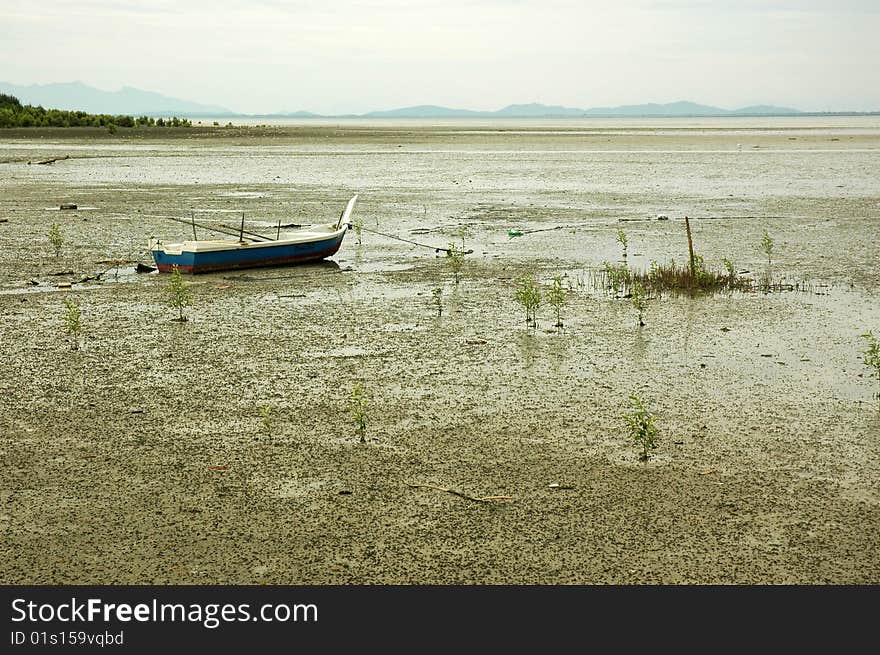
[0,266,154,295]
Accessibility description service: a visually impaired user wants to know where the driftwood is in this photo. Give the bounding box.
[406,482,512,503]
[31,155,71,165]
[96,258,137,265]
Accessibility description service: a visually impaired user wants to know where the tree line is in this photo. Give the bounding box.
[0,93,192,129]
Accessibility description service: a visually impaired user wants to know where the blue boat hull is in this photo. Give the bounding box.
[152,232,345,274]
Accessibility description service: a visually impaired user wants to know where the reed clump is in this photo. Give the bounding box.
[638,257,753,295]
[600,258,751,296]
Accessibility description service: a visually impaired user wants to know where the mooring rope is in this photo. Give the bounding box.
[358,226,469,254]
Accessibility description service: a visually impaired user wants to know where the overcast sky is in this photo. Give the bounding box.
[3,0,879,114]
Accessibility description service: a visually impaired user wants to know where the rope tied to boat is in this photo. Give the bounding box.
[357,226,472,254]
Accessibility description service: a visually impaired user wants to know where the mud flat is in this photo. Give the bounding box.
[1,118,878,583]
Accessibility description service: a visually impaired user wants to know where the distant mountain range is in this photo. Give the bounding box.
[2,81,868,118]
[359,101,805,118]
[0,81,229,115]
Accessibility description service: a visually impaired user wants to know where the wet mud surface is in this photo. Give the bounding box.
[1,119,878,583]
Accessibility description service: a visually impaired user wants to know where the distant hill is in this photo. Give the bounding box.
[0,81,231,116]
[495,103,586,117]
[360,100,805,118]
[731,104,803,115]
[583,101,728,116]
[271,110,323,118]
[361,104,487,118]
[0,82,821,118]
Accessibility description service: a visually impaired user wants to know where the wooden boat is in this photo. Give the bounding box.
[150,195,358,273]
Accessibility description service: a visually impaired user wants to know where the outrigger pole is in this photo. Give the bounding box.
[151,213,274,242]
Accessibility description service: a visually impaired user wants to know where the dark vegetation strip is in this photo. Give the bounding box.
[0,93,192,129]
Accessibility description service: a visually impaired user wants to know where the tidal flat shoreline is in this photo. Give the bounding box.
[1,119,878,583]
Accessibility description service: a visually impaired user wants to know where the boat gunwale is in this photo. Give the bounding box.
[152,222,348,254]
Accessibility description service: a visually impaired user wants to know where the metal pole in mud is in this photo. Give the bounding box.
[191,211,197,240]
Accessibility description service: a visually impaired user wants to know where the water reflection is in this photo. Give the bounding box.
[516,330,539,369]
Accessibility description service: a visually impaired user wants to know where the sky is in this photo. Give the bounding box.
[2,0,879,114]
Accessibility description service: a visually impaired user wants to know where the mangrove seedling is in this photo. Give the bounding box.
[622,394,659,462]
[602,261,631,296]
[862,331,880,394]
[353,215,364,245]
[514,274,542,326]
[631,281,647,327]
[721,257,736,281]
[350,381,368,443]
[547,274,567,329]
[63,298,82,350]
[761,229,774,267]
[616,227,628,260]
[260,404,274,437]
[166,264,191,322]
[446,242,465,284]
[431,286,443,317]
[49,222,63,258]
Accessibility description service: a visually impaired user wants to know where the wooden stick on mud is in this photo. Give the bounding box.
[684,215,696,278]
[405,482,513,503]
[31,155,70,165]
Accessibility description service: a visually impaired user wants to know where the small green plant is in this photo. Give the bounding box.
[350,381,368,443]
[353,216,364,244]
[622,394,659,462]
[602,261,631,295]
[862,331,880,394]
[456,225,471,247]
[446,242,465,284]
[721,257,736,280]
[631,281,647,327]
[761,229,774,266]
[63,298,82,350]
[616,227,628,259]
[260,404,274,437]
[48,222,63,258]
[431,286,443,317]
[514,274,542,326]
[547,274,567,329]
[166,264,191,322]
[107,123,117,135]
